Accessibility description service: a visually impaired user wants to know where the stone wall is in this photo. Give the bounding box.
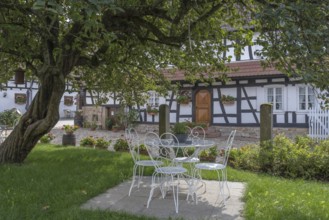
[134,123,308,141]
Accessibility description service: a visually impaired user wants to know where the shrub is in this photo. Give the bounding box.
[40,133,55,144]
[171,122,188,134]
[80,136,96,147]
[0,109,21,126]
[62,125,79,134]
[113,138,129,152]
[230,134,329,181]
[95,137,110,149]
[199,146,218,162]
[134,144,148,155]
[230,145,260,171]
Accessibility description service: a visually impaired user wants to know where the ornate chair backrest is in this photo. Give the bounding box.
[125,128,141,163]
[159,132,180,160]
[223,130,236,167]
[125,127,139,140]
[144,132,164,169]
[189,126,206,144]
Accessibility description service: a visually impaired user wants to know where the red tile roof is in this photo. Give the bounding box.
[164,60,282,81]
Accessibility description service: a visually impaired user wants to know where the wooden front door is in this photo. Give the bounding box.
[195,90,211,124]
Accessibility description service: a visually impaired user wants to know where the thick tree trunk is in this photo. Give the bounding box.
[0,72,66,164]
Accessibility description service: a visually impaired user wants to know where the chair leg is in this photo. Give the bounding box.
[147,174,157,208]
[190,168,207,205]
[128,164,138,196]
[172,174,179,213]
[186,176,199,204]
[159,175,169,198]
[137,166,145,188]
[216,169,230,205]
[223,168,230,200]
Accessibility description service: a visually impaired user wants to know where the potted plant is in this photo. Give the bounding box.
[113,138,129,152]
[147,105,159,115]
[0,109,21,127]
[80,136,96,148]
[134,144,148,155]
[171,122,189,143]
[61,125,79,146]
[199,146,218,162]
[15,94,27,104]
[95,137,111,149]
[221,95,235,105]
[62,125,79,135]
[177,95,190,104]
[39,133,55,144]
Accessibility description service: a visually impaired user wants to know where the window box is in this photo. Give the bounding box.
[221,95,235,105]
[64,96,74,106]
[147,105,159,115]
[15,93,27,104]
[177,90,191,105]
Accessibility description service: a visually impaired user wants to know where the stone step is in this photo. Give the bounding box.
[205,126,221,138]
[206,132,221,138]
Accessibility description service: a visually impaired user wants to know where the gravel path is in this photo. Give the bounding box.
[50,127,258,150]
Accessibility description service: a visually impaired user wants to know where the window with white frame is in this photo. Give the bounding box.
[267,87,283,110]
[147,91,159,107]
[298,86,315,110]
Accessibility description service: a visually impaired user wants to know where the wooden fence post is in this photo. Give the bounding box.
[260,103,273,171]
[159,104,170,137]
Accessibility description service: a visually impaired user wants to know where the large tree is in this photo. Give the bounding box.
[0,0,253,163]
[0,0,328,164]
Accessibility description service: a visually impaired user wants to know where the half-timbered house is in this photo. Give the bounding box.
[80,35,321,139]
[0,78,78,118]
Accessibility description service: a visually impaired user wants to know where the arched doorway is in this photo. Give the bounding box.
[195,89,211,125]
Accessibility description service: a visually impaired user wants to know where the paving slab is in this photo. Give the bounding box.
[81,177,245,220]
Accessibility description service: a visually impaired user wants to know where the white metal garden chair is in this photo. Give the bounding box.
[172,126,206,165]
[144,132,188,213]
[125,128,163,196]
[193,130,236,204]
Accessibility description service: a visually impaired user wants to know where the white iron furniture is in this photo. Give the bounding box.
[172,126,206,166]
[193,130,236,204]
[125,128,163,196]
[158,132,215,203]
[144,132,188,213]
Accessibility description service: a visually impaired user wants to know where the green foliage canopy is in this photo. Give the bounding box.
[0,0,255,106]
[253,1,329,102]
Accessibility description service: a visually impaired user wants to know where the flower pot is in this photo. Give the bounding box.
[222,101,235,105]
[179,101,189,105]
[62,133,76,146]
[175,134,188,143]
[199,156,216,162]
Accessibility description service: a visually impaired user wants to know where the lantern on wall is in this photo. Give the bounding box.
[15,68,25,84]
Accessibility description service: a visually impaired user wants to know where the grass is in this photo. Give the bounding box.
[229,169,329,220]
[1,144,329,220]
[0,144,154,220]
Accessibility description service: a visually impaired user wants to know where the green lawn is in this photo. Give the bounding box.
[0,144,328,220]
